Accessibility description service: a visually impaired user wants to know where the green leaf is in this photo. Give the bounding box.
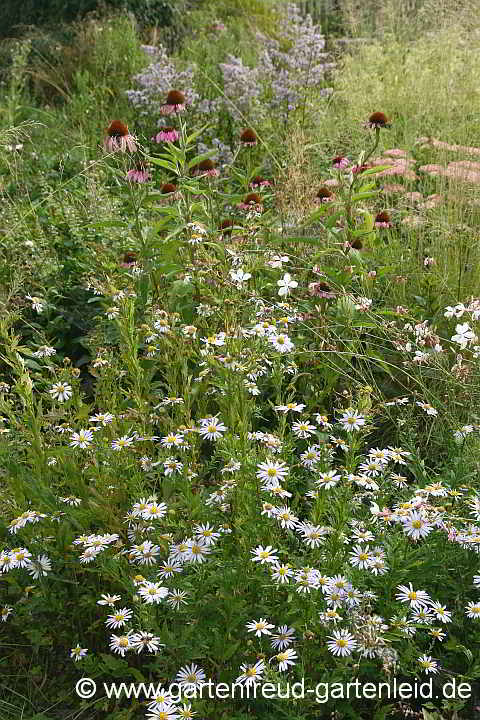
[148,156,177,172]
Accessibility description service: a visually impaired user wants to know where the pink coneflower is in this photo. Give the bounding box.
[308,281,336,299]
[191,158,220,177]
[104,121,137,153]
[315,187,334,203]
[332,156,349,169]
[374,210,392,228]
[349,238,363,250]
[238,192,263,211]
[209,22,226,31]
[160,90,186,115]
[250,176,272,188]
[352,163,372,174]
[126,164,151,183]
[120,252,137,268]
[152,126,179,143]
[219,219,236,235]
[240,128,258,146]
[161,182,177,194]
[365,111,391,129]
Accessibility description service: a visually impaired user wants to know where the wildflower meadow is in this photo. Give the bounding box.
[2,0,480,718]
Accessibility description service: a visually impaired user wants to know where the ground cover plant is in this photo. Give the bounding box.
[3,1,480,719]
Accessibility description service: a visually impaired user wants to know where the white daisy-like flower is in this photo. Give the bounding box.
[315,470,341,490]
[34,345,57,358]
[70,644,88,661]
[417,654,439,674]
[256,460,289,484]
[326,629,357,656]
[271,564,294,584]
[251,545,279,565]
[105,607,133,629]
[246,618,275,637]
[292,420,317,438]
[198,417,227,440]
[131,631,164,654]
[112,435,135,450]
[176,663,206,688]
[69,429,94,449]
[415,401,438,416]
[28,554,52,579]
[465,601,480,619]
[396,583,431,609]
[97,593,122,606]
[49,382,72,403]
[268,333,294,353]
[272,648,298,671]
[236,659,265,686]
[271,625,296,650]
[275,402,306,414]
[402,511,433,541]
[428,602,452,624]
[109,631,134,656]
[138,582,169,604]
[339,410,366,432]
[349,544,373,570]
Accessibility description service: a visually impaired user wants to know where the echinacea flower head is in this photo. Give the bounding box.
[315,187,334,203]
[238,192,262,210]
[126,164,151,183]
[366,111,391,129]
[152,126,180,143]
[375,210,392,228]
[192,158,219,177]
[240,127,258,146]
[250,175,272,188]
[121,252,137,268]
[160,89,186,115]
[104,120,137,152]
[332,155,349,169]
[308,281,335,299]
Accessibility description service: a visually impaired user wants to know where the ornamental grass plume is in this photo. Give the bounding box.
[160,89,186,115]
[104,121,137,153]
[240,128,258,146]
